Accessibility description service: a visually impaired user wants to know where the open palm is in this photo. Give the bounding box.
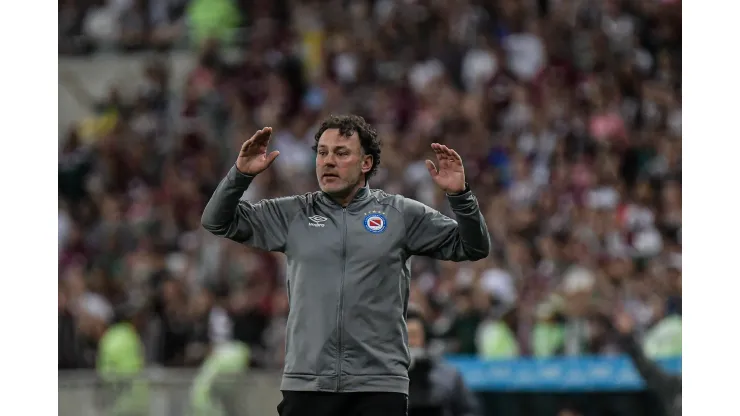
[425,143,466,194]
[236,127,280,176]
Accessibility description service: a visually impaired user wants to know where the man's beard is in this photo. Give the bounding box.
[321,174,361,197]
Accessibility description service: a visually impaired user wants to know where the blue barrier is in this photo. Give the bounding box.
[445,356,681,392]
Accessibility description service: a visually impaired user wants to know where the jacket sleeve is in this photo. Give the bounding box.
[201,166,302,253]
[620,332,682,399]
[402,188,490,261]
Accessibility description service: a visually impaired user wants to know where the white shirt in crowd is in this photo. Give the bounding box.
[461,48,498,93]
[504,33,545,81]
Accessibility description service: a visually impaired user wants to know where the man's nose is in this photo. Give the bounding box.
[323,155,337,167]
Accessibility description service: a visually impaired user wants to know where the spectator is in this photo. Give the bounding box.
[609,311,681,416]
[407,307,481,416]
[58,0,681,378]
[59,288,88,369]
[531,298,565,358]
[97,299,150,416]
[187,0,241,46]
[190,341,250,416]
[476,305,520,359]
[642,300,682,359]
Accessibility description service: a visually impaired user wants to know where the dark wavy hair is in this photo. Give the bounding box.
[312,114,382,179]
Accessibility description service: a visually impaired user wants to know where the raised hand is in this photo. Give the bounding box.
[425,143,466,194]
[236,127,280,176]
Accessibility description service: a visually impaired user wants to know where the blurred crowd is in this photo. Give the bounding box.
[59,0,682,371]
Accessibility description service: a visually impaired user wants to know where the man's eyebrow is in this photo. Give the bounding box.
[317,145,351,151]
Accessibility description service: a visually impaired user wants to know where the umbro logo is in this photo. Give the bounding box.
[308,215,328,228]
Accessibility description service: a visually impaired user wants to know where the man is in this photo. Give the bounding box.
[406,307,481,416]
[201,115,490,416]
[97,299,150,416]
[609,312,681,416]
[190,341,251,416]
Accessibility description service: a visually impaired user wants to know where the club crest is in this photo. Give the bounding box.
[363,212,387,234]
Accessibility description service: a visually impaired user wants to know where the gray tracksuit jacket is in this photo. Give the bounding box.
[201,166,491,394]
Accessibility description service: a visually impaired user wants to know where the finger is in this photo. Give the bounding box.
[240,136,254,154]
[241,127,273,154]
[243,130,266,153]
[445,147,463,164]
[437,146,461,168]
[254,127,273,145]
[436,150,453,170]
[240,129,263,153]
[432,143,448,156]
[440,145,460,161]
[425,160,439,177]
[431,144,446,162]
[265,150,280,165]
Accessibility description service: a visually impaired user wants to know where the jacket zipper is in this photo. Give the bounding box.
[336,208,347,391]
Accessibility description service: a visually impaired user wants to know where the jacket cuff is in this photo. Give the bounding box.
[227,165,255,188]
[446,184,476,209]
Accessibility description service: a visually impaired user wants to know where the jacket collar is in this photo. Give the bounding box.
[320,182,371,208]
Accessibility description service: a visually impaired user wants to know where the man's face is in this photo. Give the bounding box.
[315,129,372,197]
[407,319,426,349]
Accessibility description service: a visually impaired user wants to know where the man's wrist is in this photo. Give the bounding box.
[229,165,256,187]
[234,164,255,177]
[445,183,470,196]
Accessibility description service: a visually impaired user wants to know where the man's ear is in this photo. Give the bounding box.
[361,155,373,174]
